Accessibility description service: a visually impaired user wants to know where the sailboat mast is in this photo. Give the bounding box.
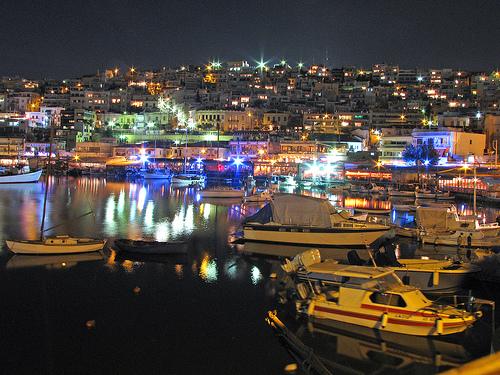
[40,117,54,240]
[183,128,188,174]
[217,122,220,160]
[473,164,477,216]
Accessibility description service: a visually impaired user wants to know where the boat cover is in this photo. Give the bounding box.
[244,194,336,227]
[416,207,450,231]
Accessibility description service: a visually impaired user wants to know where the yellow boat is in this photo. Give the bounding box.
[293,251,480,336]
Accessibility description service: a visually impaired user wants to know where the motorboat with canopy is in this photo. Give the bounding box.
[283,250,483,336]
[243,194,392,247]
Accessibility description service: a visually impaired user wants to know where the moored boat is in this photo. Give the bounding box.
[394,225,419,238]
[415,189,436,199]
[416,206,500,247]
[388,189,415,197]
[348,247,481,293]
[353,207,391,215]
[4,125,106,255]
[171,173,205,186]
[243,194,392,247]
[283,250,481,336]
[0,169,42,184]
[141,169,171,180]
[114,239,187,254]
[6,236,106,254]
[199,187,244,198]
[245,190,272,202]
[287,249,481,293]
[420,231,497,248]
[393,204,416,211]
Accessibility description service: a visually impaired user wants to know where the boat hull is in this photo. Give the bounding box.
[354,208,391,215]
[388,191,415,197]
[416,192,436,199]
[245,196,269,202]
[420,232,496,247]
[199,190,244,198]
[394,268,479,293]
[172,177,203,185]
[298,261,479,293]
[5,238,106,254]
[308,300,475,336]
[143,174,171,180]
[243,225,390,246]
[0,170,42,184]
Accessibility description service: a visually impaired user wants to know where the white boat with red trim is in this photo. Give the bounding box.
[285,250,480,336]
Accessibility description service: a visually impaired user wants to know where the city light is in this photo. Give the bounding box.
[233,156,244,166]
[211,60,222,69]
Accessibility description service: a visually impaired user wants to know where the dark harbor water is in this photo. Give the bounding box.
[0,177,499,375]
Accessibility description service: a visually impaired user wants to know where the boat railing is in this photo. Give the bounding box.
[429,294,495,315]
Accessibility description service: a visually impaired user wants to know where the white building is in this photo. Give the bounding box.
[379,136,413,165]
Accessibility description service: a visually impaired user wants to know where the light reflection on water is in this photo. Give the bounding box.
[0,177,497,374]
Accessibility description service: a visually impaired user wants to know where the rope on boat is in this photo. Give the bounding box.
[42,211,94,233]
[266,311,333,375]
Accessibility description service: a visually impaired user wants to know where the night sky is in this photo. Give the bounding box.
[1,0,499,78]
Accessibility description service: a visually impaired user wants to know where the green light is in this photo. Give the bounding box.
[298,62,304,68]
[257,60,266,70]
[280,59,286,66]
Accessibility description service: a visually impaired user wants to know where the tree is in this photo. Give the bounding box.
[402,142,440,186]
[402,143,439,166]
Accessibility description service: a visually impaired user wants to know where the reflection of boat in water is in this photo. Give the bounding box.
[267,310,479,375]
[243,195,392,247]
[114,251,187,265]
[240,241,354,260]
[6,252,104,269]
[114,239,188,254]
